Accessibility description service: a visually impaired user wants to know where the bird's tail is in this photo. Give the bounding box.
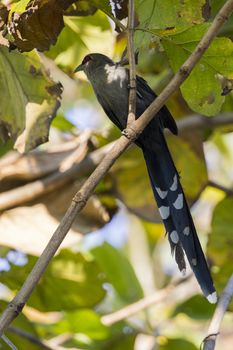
[142,132,216,303]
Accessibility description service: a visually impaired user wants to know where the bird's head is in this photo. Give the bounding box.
[75,53,114,77]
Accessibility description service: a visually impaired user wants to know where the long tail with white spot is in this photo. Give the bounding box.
[142,131,217,303]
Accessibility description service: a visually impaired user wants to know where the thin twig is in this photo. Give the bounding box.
[126,0,137,126]
[0,0,232,335]
[101,276,190,326]
[1,334,18,350]
[177,112,233,131]
[202,274,233,350]
[8,326,57,350]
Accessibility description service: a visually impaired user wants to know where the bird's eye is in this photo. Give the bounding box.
[82,55,92,65]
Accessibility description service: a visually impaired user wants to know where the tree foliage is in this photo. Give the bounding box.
[0,0,233,349]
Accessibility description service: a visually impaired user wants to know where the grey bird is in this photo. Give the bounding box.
[75,53,217,303]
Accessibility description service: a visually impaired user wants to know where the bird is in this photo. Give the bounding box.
[75,53,217,303]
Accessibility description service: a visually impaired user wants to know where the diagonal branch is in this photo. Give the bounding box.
[0,0,233,335]
[1,112,233,211]
[101,275,191,326]
[202,274,233,350]
[126,0,137,126]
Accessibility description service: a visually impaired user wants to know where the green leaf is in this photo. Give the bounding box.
[47,12,111,70]
[0,250,106,311]
[158,337,198,350]
[172,295,215,320]
[167,136,207,199]
[208,197,233,307]
[135,0,208,30]
[112,146,156,222]
[51,114,75,131]
[92,243,143,303]
[161,25,233,115]
[134,0,209,48]
[0,48,61,152]
[55,309,109,340]
[9,0,31,14]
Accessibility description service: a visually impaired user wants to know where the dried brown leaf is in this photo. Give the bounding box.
[0,3,9,30]
[9,0,65,52]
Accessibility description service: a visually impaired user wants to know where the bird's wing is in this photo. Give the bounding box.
[96,91,125,130]
[136,75,178,135]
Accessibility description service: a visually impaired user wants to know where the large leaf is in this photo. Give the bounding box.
[208,197,233,308]
[172,295,215,320]
[161,24,233,115]
[0,48,62,152]
[8,0,65,52]
[55,309,109,340]
[167,136,207,198]
[0,250,106,311]
[112,146,157,222]
[158,337,198,350]
[135,0,208,30]
[92,242,143,303]
[134,0,209,49]
[47,11,112,70]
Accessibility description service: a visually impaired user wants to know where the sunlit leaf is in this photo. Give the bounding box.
[92,243,143,302]
[0,48,62,152]
[158,337,198,350]
[55,309,109,340]
[0,250,106,311]
[208,197,233,309]
[161,25,233,115]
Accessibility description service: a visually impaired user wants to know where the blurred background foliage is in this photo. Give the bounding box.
[0,0,233,349]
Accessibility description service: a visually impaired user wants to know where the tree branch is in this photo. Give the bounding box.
[0,0,232,335]
[126,0,136,126]
[8,326,58,350]
[0,142,115,211]
[1,334,18,350]
[202,274,233,350]
[177,112,233,131]
[101,276,191,326]
[1,112,233,211]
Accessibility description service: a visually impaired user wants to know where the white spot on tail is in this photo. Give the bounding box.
[183,226,190,236]
[207,291,217,304]
[170,230,179,244]
[156,187,168,199]
[159,206,170,220]
[192,258,197,266]
[104,64,127,88]
[170,174,178,191]
[173,193,183,209]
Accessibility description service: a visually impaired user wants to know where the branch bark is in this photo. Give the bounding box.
[8,326,58,350]
[0,0,233,334]
[0,142,115,211]
[202,274,233,350]
[101,276,191,326]
[126,0,136,126]
[1,112,233,211]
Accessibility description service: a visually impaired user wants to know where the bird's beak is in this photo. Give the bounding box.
[74,64,84,73]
